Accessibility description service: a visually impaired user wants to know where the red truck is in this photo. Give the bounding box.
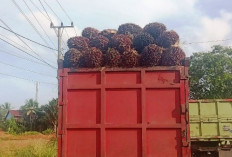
[58,59,191,157]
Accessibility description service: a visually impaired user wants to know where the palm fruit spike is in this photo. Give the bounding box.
[118,23,142,40]
[82,27,99,39]
[161,46,186,66]
[133,32,155,53]
[110,34,132,54]
[67,36,89,51]
[84,47,103,68]
[89,35,109,52]
[63,48,83,68]
[158,30,179,48]
[121,49,140,68]
[104,48,121,67]
[99,29,117,40]
[140,44,163,66]
[143,22,167,42]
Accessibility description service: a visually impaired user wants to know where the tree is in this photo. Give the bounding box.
[0,102,11,121]
[190,45,232,99]
[41,99,58,134]
[21,99,39,131]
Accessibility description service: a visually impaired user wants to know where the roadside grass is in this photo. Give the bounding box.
[0,130,57,157]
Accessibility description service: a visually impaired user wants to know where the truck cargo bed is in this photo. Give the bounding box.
[58,66,190,157]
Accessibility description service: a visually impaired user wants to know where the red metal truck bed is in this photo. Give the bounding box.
[58,66,191,157]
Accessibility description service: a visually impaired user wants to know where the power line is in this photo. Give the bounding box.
[11,0,51,47]
[183,38,232,45]
[54,0,78,36]
[29,0,50,21]
[0,61,55,78]
[0,19,56,68]
[0,72,57,85]
[22,0,57,52]
[38,0,68,50]
[0,25,57,51]
[0,36,56,69]
[0,49,48,66]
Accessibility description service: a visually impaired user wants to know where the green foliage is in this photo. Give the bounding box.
[4,119,25,135]
[41,99,58,133]
[190,45,232,99]
[42,128,54,135]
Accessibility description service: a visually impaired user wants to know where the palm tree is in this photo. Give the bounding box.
[1,102,11,110]
[21,99,38,131]
[43,99,58,134]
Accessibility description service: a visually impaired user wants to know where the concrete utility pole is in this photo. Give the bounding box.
[50,22,74,61]
[35,81,38,102]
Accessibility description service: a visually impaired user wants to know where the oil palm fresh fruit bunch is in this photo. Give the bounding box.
[84,47,103,68]
[161,46,185,66]
[82,27,99,39]
[99,29,117,40]
[118,23,142,40]
[140,44,163,66]
[89,35,109,53]
[133,32,155,53]
[104,48,121,67]
[143,22,167,43]
[63,48,84,68]
[158,30,179,48]
[120,49,140,68]
[67,36,89,51]
[109,34,132,54]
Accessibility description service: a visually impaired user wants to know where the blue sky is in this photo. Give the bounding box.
[0,0,232,108]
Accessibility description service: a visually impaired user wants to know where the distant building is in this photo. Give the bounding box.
[5,110,22,121]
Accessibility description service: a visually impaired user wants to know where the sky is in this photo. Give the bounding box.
[0,0,232,109]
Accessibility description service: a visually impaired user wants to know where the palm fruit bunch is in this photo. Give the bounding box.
[84,47,103,68]
[120,49,140,68]
[143,22,167,44]
[161,46,185,66]
[133,33,155,53]
[104,48,121,67]
[140,44,163,66]
[82,27,99,39]
[67,36,89,51]
[89,35,109,52]
[118,23,142,40]
[110,34,132,54]
[63,48,84,68]
[158,30,179,48]
[99,29,117,40]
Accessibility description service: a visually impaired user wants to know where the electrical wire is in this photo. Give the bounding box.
[0,25,57,51]
[0,61,55,78]
[38,0,68,50]
[22,0,57,52]
[54,0,78,36]
[29,0,50,21]
[0,49,48,66]
[0,36,56,69]
[182,38,232,45]
[0,19,56,68]
[0,72,57,85]
[11,0,51,47]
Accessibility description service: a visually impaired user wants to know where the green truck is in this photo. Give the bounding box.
[189,99,232,157]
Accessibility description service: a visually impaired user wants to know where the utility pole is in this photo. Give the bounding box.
[50,22,74,62]
[35,81,38,102]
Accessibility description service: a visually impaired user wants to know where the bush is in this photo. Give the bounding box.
[42,128,54,135]
[4,119,25,135]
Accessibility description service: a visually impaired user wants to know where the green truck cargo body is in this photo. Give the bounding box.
[190,99,232,156]
[189,99,232,141]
